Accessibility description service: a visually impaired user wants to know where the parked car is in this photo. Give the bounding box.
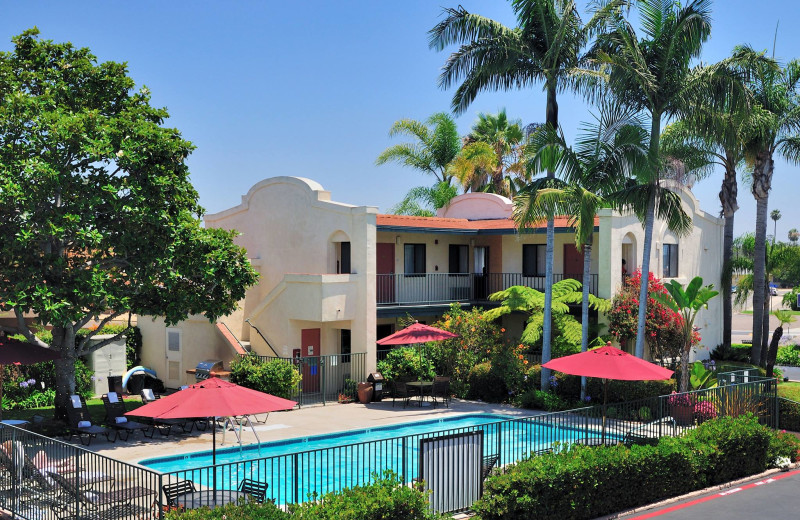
[770,283,778,296]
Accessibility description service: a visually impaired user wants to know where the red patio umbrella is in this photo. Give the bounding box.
[376,322,459,345]
[0,337,62,421]
[127,377,297,465]
[377,321,459,374]
[542,342,673,442]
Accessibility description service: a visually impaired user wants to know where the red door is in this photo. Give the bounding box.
[563,244,584,280]
[301,328,320,393]
[376,243,395,303]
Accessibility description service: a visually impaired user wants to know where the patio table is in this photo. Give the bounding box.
[407,381,433,407]
[174,490,248,509]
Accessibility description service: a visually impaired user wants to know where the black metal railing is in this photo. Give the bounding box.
[241,353,367,406]
[160,374,776,514]
[376,272,598,306]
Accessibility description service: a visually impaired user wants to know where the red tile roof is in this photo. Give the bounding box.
[376,214,598,231]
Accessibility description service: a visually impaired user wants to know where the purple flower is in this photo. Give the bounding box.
[27,379,35,385]
[584,395,591,402]
[19,382,28,388]
[91,376,97,381]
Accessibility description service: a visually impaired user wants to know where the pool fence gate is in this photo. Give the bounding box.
[0,369,784,519]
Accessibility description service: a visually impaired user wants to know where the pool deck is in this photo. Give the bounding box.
[84,398,544,466]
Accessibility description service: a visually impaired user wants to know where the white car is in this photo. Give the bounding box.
[770,286,778,296]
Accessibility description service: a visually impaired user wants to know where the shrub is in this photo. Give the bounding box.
[288,472,443,520]
[473,415,779,520]
[165,498,288,519]
[3,358,93,410]
[376,347,435,383]
[711,343,752,363]
[778,398,800,431]
[776,345,800,366]
[767,429,800,465]
[466,362,507,402]
[230,355,301,399]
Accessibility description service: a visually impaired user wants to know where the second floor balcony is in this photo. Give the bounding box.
[376,272,598,307]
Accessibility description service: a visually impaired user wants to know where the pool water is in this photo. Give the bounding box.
[141,413,608,503]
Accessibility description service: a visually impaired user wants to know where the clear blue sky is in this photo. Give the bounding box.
[3,1,800,238]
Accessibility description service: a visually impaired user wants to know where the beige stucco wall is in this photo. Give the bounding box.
[597,185,724,360]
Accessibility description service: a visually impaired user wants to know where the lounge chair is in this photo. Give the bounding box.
[430,378,451,408]
[65,395,116,446]
[101,392,154,440]
[48,470,154,520]
[162,479,196,511]
[138,389,194,436]
[482,453,499,482]
[238,478,268,503]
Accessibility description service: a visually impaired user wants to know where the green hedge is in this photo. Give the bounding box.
[166,473,444,520]
[230,355,302,399]
[473,415,798,520]
[779,398,800,431]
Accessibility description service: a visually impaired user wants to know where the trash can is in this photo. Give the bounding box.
[357,382,374,404]
[367,372,386,402]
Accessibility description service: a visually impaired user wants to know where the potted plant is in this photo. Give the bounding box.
[668,391,695,426]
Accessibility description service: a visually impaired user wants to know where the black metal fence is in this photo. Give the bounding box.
[241,353,367,406]
[0,425,163,520]
[160,372,777,514]
[0,369,779,519]
[377,272,599,306]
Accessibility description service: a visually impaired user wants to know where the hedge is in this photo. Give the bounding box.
[230,355,302,399]
[165,473,445,520]
[473,415,799,520]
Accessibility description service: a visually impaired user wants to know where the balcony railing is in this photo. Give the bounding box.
[376,272,598,306]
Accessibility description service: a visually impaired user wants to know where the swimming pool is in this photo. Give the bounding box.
[143,413,611,504]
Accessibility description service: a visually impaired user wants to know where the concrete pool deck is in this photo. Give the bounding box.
[85,398,544,466]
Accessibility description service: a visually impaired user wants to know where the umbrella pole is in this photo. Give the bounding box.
[602,379,608,444]
[213,417,217,505]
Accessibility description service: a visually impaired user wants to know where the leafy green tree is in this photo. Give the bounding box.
[652,277,718,392]
[376,112,461,185]
[788,228,799,245]
[593,0,738,358]
[741,53,800,364]
[430,0,624,389]
[0,30,259,414]
[484,279,610,359]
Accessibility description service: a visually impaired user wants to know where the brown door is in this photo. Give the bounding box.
[301,328,320,393]
[563,244,584,280]
[376,243,395,303]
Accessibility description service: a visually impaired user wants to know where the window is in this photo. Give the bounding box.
[522,244,546,277]
[340,329,351,363]
[449,244,468,274]
[663,244,678,278]
[404,244,426,275]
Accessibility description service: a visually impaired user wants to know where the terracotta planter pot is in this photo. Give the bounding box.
[671,403,694,426]
[357,382,373,404]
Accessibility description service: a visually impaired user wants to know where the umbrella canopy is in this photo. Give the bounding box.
[542,345,674,381]
[376,322,458,345]
[0,337,61,365]
[543,343,673,443]
[127,377,296,420]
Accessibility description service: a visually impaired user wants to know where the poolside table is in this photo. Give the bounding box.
[174,490,248,509]
[407,381,433,406]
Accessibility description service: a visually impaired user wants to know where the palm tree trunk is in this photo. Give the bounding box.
[751,151,773,364]
[760,283,770,366]
[635,115,661,359]
[580,242,592,400]
[541,83,559,391]
[719,163,738,351]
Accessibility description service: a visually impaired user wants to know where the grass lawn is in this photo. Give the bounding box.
[741,309,800,315]
[779,381,800,401]
[2,397,145,436]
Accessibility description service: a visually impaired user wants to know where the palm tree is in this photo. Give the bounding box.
[452,109,526,196]
[593,0,731,358]
[771,209,782,245]
[376,113,461,185]
[429,0,623,389]
[514,104,645,398]
[789,228,799,245]
[741,55,800,364]
[389,181,459,216]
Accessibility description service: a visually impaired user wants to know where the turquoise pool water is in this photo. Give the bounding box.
[141,413,609,503]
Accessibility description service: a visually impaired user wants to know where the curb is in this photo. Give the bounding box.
[594,464,798,519]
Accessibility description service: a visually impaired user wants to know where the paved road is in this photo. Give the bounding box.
[620,470,800,519]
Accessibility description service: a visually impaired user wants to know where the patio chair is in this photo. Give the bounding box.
[392,381,414,408]
[101,393,154,440]
[430,379,451,408]
[238,478,268,503]
[481,453,499,482]
[138,389,195,436]
[48,470,154,520]
[65,395,116,446]
[162,479,196,510]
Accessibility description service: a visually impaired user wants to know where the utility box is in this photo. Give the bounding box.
[85,334,127,397]
[367,372,385,401]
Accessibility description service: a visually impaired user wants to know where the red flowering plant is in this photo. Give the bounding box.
[607,270,696,362]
